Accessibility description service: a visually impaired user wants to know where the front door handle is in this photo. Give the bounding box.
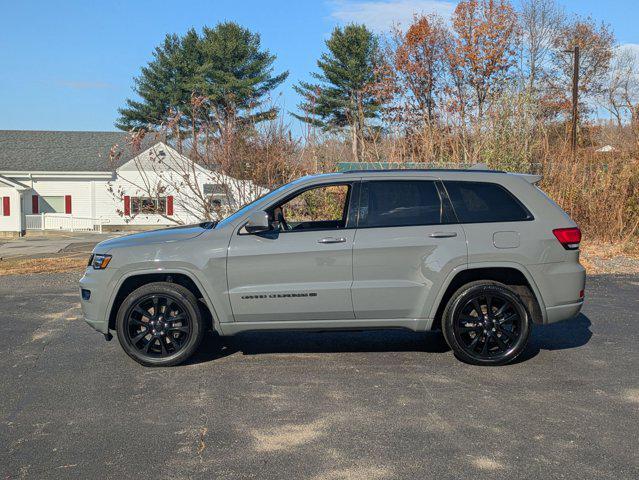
[318,237,347,244]
[429,232,458,238]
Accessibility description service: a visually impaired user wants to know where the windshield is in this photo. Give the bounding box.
[215,183,290,229]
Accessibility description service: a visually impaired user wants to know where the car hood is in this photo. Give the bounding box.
[95,224,210,251]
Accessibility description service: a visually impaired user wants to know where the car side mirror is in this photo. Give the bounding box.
[245,210,270,233]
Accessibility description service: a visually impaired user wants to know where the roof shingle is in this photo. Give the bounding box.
[0,130,160,172]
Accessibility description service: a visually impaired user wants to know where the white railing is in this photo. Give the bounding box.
[25,214,103,233]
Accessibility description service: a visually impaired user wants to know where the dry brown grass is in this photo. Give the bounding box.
[0,255,87,276]
[580,239,639,274]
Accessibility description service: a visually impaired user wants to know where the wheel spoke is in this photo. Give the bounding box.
[494,302,508,318]
[495,334,509,351]
[499,313,518,325]
[131,330,148,344]
[169,313,186,323]
[133,306,149,319]
[485,295,493,316]
[480,336,490,355]
[468,334,482,351]
[159,337,168,355]
[471,299,483,316]
[459,325,482,334]
[145,338,156,353]
[167,325,189,334]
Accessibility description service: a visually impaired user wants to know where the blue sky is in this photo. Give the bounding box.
[0,0,637,134]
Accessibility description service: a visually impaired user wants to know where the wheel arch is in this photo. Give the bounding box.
[430,262,546,330]
[106,270,221,334]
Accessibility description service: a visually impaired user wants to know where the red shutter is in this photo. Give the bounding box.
[65,195,72,214]
[123,196,131,216]
[32,195,39,214]
[2,197,9,216]
[166,196,174,215]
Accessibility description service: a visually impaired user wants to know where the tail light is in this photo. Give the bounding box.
[553,227,581,250]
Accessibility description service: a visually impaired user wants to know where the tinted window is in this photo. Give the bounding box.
[444,181,532,223]
[358,181,446,227]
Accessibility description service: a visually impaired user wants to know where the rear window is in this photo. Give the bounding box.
[444,181,532,223]
[358,180,449,227]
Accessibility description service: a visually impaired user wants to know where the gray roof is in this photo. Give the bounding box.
[0,130,161,172]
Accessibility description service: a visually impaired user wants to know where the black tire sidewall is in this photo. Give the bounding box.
[116,282,205,367]
[442,282,531,366]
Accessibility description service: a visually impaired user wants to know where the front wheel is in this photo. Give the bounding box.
[116,282,205,367]
[442,281,531,366]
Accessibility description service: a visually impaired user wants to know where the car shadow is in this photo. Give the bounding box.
[186,329,450,365]
[186,313,592,366]
[515,313,593,363]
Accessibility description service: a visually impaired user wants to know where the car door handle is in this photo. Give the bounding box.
[428,232,458,238]
[317,237,347,244]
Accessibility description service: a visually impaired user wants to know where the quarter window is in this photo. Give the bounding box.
[444,181,532,223]
[358,180,447,228]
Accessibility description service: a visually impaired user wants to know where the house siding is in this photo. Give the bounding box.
[0,187,22,233]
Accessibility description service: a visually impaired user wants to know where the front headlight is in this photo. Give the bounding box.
[90,254,112,270]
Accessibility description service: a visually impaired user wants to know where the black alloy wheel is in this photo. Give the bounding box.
[124,294,192,357]
[443,281,531,366]
[116,282,205,367]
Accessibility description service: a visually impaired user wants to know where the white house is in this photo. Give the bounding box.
[0,130,257,237]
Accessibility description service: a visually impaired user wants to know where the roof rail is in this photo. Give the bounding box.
[342,167,504,174]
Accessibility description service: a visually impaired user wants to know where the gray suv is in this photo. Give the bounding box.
[80,169,585,366]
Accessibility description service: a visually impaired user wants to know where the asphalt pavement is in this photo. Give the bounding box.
[1,272,638,479]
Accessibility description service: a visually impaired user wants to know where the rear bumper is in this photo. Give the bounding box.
[528,260,586,324]
[545,300,584,324]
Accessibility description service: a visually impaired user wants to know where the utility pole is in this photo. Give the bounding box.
[566,46,580,158]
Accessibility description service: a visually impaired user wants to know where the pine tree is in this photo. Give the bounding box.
[116,22,288,134]
[294,24,382,160]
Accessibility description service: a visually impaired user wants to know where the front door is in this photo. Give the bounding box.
[227,182,356,323]
[352,179,468,319]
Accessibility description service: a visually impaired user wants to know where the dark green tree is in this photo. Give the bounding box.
[116,22,288,135]
[294,24,382,160]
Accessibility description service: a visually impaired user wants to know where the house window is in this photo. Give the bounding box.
[39,196,65,214]
[131,197,167,215]
[204,183,228,207]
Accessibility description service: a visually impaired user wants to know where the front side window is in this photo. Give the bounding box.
[131,197,167,215]
[443,181,532,223]
[270,184,351,231]
[358,180,447,228]
[39,196,65,214]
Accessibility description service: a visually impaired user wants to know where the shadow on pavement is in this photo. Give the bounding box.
[517,313,593,363]
[187,329,450,365]
[187,314,592,366]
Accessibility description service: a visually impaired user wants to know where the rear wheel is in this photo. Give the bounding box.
[116,282,205,367]
[442,281,531,366]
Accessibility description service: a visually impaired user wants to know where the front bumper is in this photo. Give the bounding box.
[79,267,113,335]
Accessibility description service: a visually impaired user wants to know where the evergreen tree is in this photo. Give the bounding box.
[294,24,382,160]
[116,22,288,134]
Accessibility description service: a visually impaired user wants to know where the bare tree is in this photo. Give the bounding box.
[519,0,564,93]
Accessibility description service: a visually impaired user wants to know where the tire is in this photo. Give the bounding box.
[442,280,531,366]
[116,282,205,367]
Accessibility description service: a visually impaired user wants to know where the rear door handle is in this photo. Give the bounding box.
[318,237,347,244]
[429,232,458,238]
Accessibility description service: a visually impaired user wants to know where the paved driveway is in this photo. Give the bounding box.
[1,273,638,479]
[0,232,120,259]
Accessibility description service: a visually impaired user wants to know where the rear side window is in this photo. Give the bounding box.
[358,180,449,227]
[444,181,532,223]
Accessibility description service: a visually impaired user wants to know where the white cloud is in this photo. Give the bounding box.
[329,0,456,33]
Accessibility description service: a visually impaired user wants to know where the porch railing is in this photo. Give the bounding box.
[25,214,103,233]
